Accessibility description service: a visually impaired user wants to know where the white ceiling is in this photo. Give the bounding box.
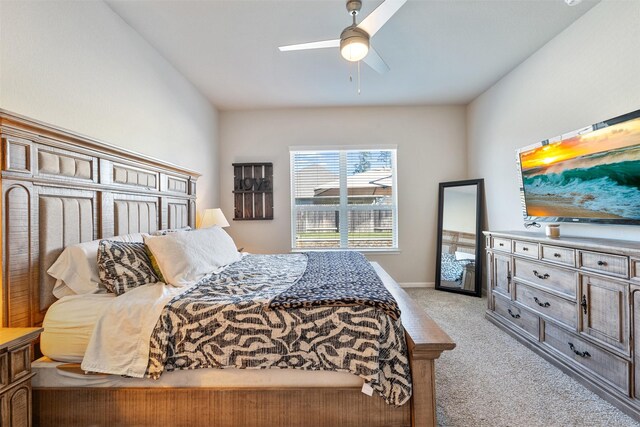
[106,0,598,110]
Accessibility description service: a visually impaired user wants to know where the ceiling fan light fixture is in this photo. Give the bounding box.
[341,39,369,62]
[340,26,370,62]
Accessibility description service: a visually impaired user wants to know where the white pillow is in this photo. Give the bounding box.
[151,226,192,236]
[144,227,241,286]
[52,280,77,299]
[455,251,476,261]
[48,233,146,297]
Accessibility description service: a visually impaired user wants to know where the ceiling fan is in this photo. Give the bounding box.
[278,0,407,74]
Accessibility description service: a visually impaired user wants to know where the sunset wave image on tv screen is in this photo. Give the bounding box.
[520,117,640,220]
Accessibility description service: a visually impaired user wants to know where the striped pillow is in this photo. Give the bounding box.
[97,240,159,295]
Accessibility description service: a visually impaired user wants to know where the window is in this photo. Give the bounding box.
[290,147,398,251]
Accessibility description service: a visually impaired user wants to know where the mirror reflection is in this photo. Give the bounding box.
[436,180,484,296]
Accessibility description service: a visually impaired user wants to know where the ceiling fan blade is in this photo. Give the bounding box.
[278,39,340,52]
[363,47,390,74]
[358,0,407,38]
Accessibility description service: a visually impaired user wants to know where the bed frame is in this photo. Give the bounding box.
[441,229,476,256]
[0,110,455,427]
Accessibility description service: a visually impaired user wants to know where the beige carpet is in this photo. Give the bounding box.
[406,288,640,427]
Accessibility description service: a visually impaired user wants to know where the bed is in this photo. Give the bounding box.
[0,109,455,427]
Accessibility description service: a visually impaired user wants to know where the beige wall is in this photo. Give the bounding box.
[0,0,219,210]
[220,106,467,284]
[467,1,640,241]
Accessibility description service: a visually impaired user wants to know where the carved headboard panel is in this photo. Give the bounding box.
[113,198,159,235]
[0,110,200,327]
[167,200,189,229]
[39,190,97,317]
[442,229,477,255]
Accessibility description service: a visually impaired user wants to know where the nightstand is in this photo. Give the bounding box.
[0,328,43,427]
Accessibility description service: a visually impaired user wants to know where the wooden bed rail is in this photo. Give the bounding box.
[373,263,456,427]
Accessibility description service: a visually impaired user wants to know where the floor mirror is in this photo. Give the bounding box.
[435,179,484,297]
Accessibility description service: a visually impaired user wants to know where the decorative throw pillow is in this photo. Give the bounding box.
[48,233,147,297]
[441,252,464,282]
[145,245,166,283]
[97,240,160,295]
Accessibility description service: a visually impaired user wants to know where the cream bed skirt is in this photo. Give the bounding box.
[32,357,364,389]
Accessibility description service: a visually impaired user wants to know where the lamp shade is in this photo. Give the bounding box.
[200,208,230,228]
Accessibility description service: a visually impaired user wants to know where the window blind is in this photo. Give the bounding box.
[290,148,398,250]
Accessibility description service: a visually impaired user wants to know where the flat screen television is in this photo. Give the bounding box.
[516,109,640,225]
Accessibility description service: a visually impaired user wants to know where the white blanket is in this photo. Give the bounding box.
[81,256,245,377]
[80,282,193,377]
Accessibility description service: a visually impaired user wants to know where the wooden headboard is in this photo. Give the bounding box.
[441,229,476,255]
[0,110,200,328]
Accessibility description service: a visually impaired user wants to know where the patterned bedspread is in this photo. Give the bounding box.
[146,253,412,406]
[268,251,401,320]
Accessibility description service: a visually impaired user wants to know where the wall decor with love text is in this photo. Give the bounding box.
[232,162,273,220]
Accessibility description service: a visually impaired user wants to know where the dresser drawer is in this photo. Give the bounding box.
[8,344,30,383]
[513,240,538,258]
[493,294,539,340]
[514,258,577,298]
[579,250,629,279]
[514,283,577,329]
[540,245,576,267]
[491,237,511,253]
[543,321,629,393]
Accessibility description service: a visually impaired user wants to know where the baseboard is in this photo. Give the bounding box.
[399,282,434,289]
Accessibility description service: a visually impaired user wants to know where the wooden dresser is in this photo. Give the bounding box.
[484,231,640,419]
[0,328,42,427]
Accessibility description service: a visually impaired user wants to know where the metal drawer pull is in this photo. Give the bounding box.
[507,309,520,319]
[522,247,529,251]
[507,271,512,285]
[553,253,562,258]
[568,342,591,358]
[534,297,550,308]
[499,243,504,247]
[581,295,587,315]
[597,260,607,266]
[532,270,550,279]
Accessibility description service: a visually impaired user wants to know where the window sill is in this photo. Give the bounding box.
[291,248,401,255]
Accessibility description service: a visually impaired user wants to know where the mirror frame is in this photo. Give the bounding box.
[435,179,484,297]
